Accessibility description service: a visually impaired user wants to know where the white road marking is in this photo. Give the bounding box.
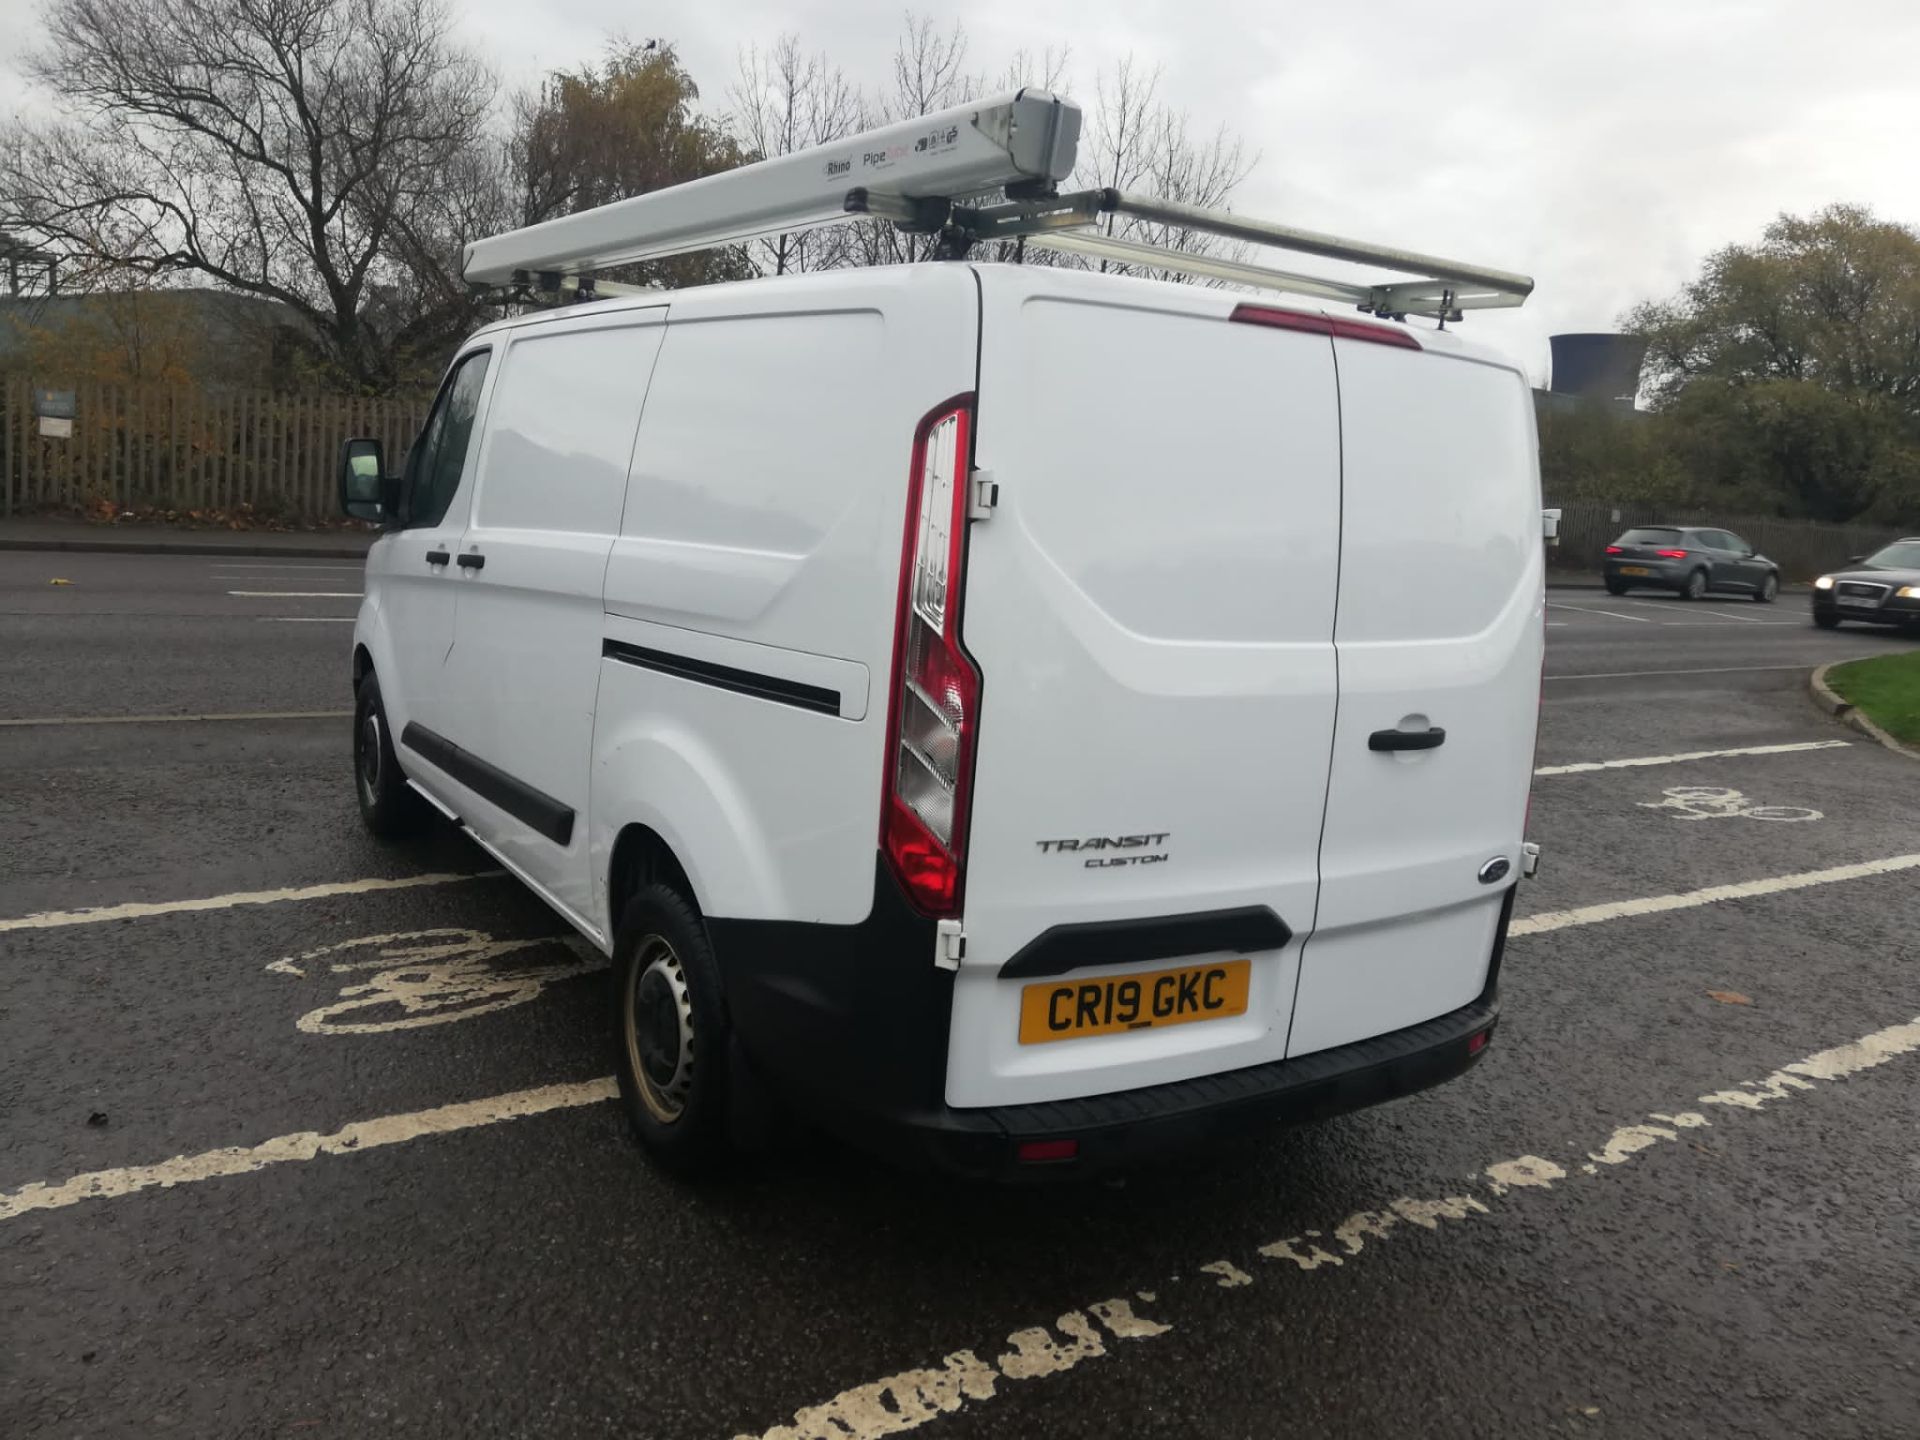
[1534,740,1850,776]
[1544,664,1810,682]
[0,1078,618,1222]
[0,871,500,934]
[209,563,365,572]
[226,589,362,598]
[257,616,356,623]
[0,708,352,727]
[1511,852,1920,937]
[1637,785,1821,823]
[267,929,606,1034]
[1547,601,1651,623]
[727,1012,1920,1440]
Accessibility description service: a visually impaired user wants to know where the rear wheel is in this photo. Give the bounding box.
[1680,568,1707,601]
[613,884,731,1174]
[353,671,425,838]
[1604,578,1628,596]
[1754,572,1779,603]
[1814,612,1841,630]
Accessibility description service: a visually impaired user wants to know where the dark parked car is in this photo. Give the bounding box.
[1602,526,1780,601]
[1812,538,1920,632]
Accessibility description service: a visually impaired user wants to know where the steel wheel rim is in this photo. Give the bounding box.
[1686,571,1704,598]
[1763,575,1778,600]
[357,707,382,798]
[623,935,695,1123]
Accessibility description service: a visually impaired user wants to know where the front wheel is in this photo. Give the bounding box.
[1680,568,1707,601]
[353,671,425,838]
[1754,573,1779,603]
[613,884,732,1174]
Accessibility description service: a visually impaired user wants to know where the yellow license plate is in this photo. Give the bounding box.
[1018,959,1253,1045]
[1619,566,1651,576]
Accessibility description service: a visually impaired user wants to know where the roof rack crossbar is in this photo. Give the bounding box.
[460,88,1532,321]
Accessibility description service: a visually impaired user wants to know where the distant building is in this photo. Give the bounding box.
[1537,332,1648,417]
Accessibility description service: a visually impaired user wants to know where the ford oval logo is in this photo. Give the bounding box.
[1477,856,1511,885]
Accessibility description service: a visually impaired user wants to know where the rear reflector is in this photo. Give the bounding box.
[1017,1138,1079,1164]
[1229,302,1422,350]
[1467,1030,1490,1056]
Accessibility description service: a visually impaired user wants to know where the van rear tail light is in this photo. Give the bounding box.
[882,397,981,917]
[1229,302,1422,350]
[1656,548,1688,559]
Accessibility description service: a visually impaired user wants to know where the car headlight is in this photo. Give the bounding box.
[1814,576,1834,590]
[1899,586,1920,600]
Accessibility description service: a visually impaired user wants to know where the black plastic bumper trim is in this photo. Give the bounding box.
[602,638,839,716]
[399,722,574,846]
[998,905,1292,980]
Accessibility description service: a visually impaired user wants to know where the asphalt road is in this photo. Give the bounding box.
[5,555,1920,1439]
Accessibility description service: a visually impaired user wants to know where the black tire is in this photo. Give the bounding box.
[612,884,731,1174]
[1680,568,1707,601]
[1814,612,1841,630]
[1754,572,1779,603]
[353,671,425,838]
[1604,578,1629,596]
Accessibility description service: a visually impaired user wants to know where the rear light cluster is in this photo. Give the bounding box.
[882,397,982,917]
[1604,545,1622,555]
[1656,548,1689,559]
[1228,303,1422,350]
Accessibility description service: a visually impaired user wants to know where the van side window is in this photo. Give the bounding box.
[403,350,491,528]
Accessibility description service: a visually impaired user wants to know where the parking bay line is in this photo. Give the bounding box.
[4,848,1920,1231]
[227,590,362,598]
[1534,739,1851,776]
[1545,664,1810,682]
[1547,602,1651,623]
[0,709,352,728]
[726,1010,1920,1440]
[0,870,501,934]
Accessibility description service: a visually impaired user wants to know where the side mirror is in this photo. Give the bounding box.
[338,438,389,523]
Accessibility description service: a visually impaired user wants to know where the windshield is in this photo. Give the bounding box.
[1863,541,1920,569]
[1616,528,1682,545]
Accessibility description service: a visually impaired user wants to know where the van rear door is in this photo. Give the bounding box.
[950,270,1342,1109]
[1288,337,1542,1058]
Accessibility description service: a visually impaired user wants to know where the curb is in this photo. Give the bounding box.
[1809,662,1920,762]
[0,537,370,560]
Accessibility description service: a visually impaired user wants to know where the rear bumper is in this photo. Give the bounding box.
[1603,560,1687,588]
[710,861,1512,1179]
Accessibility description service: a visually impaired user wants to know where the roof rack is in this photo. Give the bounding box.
[463,90,1531,322]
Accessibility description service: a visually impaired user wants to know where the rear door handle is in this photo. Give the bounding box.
[425,550,450,566]
[1369,725,1446,752]
[455,552,486,571]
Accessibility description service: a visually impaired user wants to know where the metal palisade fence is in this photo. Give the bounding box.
[1549,500,1904,582]
[0,374,428,522]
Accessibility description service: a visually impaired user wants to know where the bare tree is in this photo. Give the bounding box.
[1074,56,1254,281]
[729,36,860,275]
[0,0,499,390]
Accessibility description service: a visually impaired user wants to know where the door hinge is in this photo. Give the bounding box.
[935,919,966,970]
[1522,841,1541,879]
[970,469,998,520]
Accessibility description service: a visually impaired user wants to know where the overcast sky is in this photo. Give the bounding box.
[3,0,1917,379]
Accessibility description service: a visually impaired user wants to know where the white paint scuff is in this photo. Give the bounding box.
[0,1079,617,1222]
[0,871,500,934]
[1510,853,1920,937]
[1533,740,1849,777]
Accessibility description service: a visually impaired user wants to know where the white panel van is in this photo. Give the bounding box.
[339,259,1542,1177]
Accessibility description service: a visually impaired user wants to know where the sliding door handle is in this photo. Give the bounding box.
[424,550,450,566]
[1369,725,1446,752]
[455,552,486,571]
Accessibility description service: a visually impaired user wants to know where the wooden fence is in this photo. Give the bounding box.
[0,373,428,523]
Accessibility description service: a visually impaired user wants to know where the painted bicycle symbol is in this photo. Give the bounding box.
[267,927,605,1034]
[1637,786,1822,823]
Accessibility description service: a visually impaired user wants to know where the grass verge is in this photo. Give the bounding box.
[1825,653,1920,748]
